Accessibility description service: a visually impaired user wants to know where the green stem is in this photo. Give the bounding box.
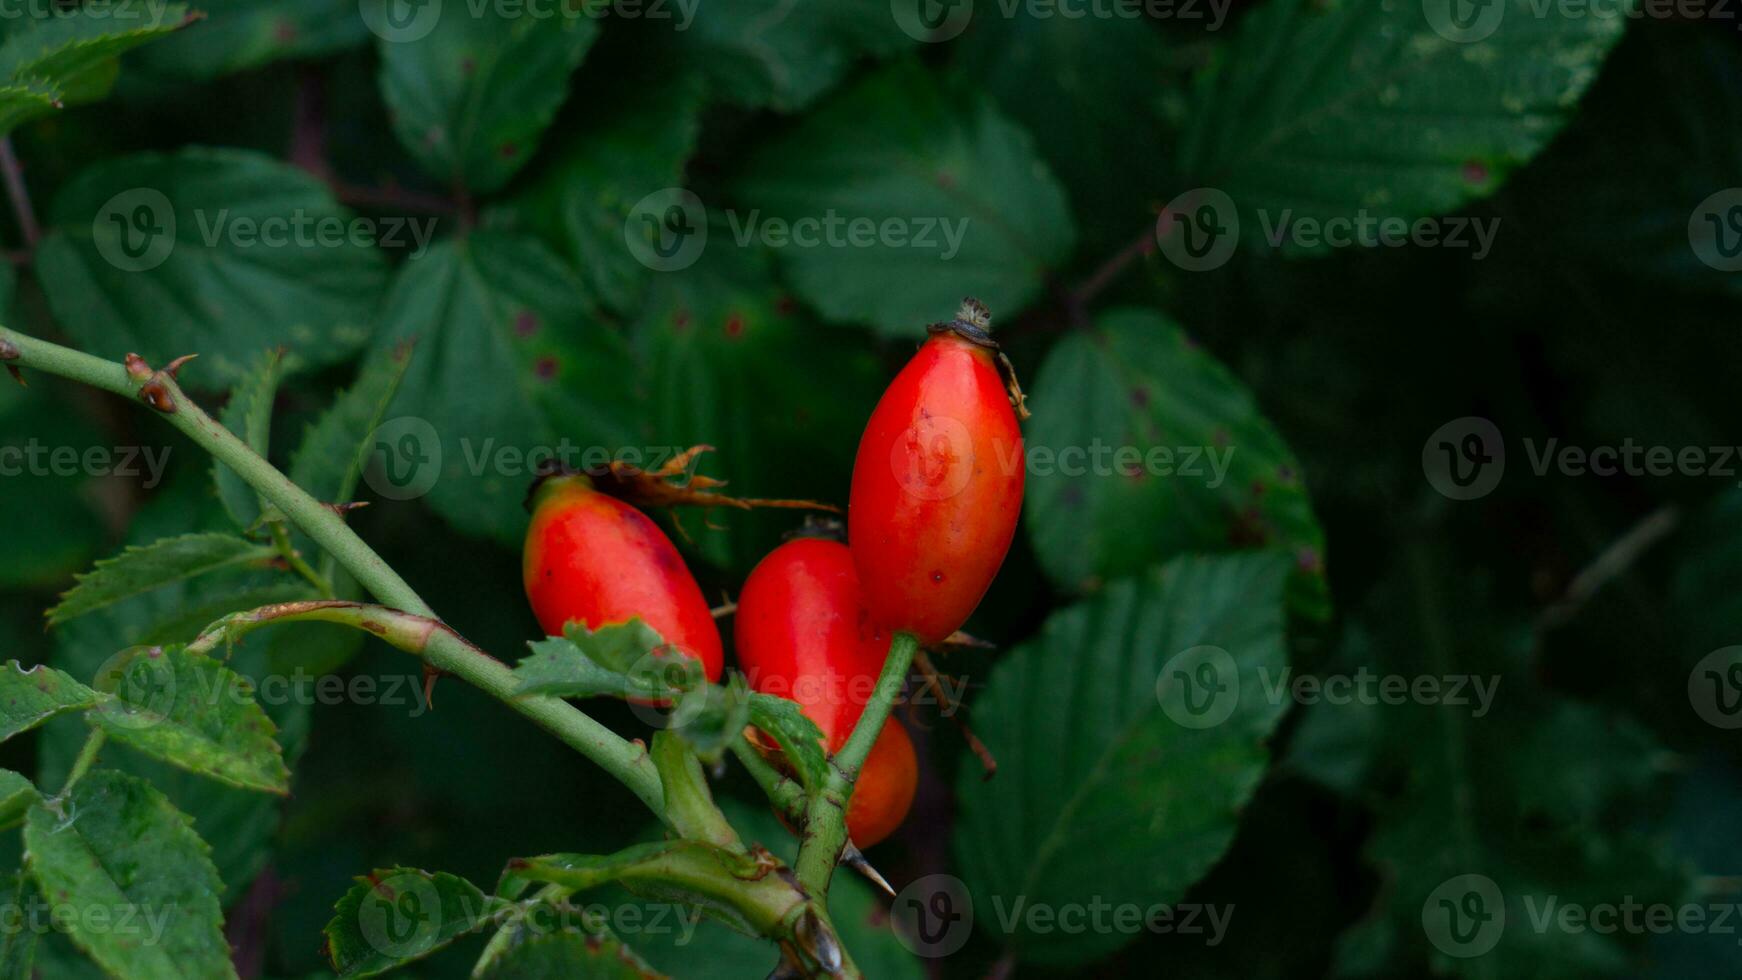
[59,729,106,797]
[269,521,331,597]
[471,883,569,979]
[793,631,918,896]
[0,327,431,618]
[188,600,663,814]
[732,734,806,822]
[651,732,744,852]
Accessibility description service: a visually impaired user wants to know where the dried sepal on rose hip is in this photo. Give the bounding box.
[848,298,1028,644]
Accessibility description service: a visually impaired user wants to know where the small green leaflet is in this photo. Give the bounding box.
[1024,309,1328,618]
[514,619,703,701]
[46,533,277,626]
[954,553,1292,965]
[0,769,37,826]
[746,694,829,794]
[734,60,1075,336]
[322,868,501,978]
[212,348,286,531]
[88,645,291,795]
[0,4,193,132]
[23,770,235,980]
[1176,0,1627,251]
[0,662,100,742]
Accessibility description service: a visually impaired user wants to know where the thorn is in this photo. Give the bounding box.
[137,380,176,413]
[0,337,18,360]
[421,664,440,710]
[939,629,996,651]
[842,843,895,898]
[163,353,199,378]
[4,365,22,386]
[324,500,370,518]
[124,352,152,381]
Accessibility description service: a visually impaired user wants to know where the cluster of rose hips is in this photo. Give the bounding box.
[522,300,1025,846]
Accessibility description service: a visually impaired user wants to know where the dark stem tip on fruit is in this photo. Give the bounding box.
[928,297,996,348]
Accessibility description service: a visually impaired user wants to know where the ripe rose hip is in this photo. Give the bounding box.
[848,300,1025,644]
[736,536,917,846]
[524,474,723,681]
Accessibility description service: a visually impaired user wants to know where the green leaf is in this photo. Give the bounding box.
[22,769,235,980]
[132,0,368,80]
[0,79,60,133]
[88,645,291,795]
[0,662,100,742]
[35,147,388,384]
[47,533,277,625]
[0,874,37,980]
[631,229,880,571]
[1176,0,1627,250]
[478,929,664,979]
[514,619,702,702]
[0,769,38,826]
[0,4,192,118]
[213,348,285,531]
[733,60,1075,336]
[745,693,828,795]
[953,552,1291,964]
[366,232,638,545]
[374,4,597,193]
[487,65,704,314]
[322,868,500,978]
[954,14,1178,254]
[1024,309,1328,618]
[40,570,322,897]
[662,0,910,111]
[288,343,412,509]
